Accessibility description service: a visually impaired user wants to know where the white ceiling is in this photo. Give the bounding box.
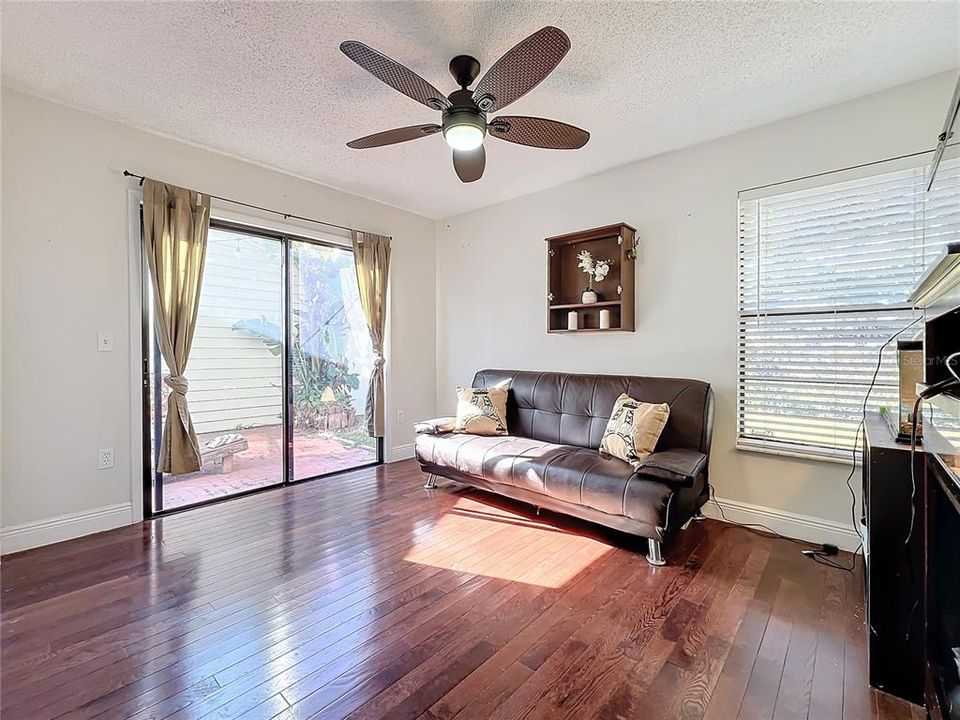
[2,1,958,219]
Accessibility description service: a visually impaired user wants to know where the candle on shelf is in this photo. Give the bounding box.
[567,311,579,331]
[599,309,611,329]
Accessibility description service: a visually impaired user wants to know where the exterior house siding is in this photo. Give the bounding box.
[185,232,283,435]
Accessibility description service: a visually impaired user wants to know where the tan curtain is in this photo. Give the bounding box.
[351,231,391,437]
[142,179,211,474]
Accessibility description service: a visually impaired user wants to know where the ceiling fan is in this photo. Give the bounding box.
[339,26,589,183]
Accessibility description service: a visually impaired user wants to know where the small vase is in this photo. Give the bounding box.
[582,289,598,304]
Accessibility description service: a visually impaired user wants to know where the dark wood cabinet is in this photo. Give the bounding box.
[545,223,636,333]
[863,413,927,705]
[865,413,960,715]
[924,449,960,719]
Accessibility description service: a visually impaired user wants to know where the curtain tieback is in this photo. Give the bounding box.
[372,356,385,370]
[164,375,189,395]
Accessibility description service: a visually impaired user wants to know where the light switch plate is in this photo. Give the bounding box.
[97,332,114,352]
[396,410,404,423]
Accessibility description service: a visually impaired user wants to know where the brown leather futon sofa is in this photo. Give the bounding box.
[415,369,714,565]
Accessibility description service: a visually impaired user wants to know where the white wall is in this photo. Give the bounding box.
[436,71,959,549]
[1,89,437,551]
[3,71,956,553]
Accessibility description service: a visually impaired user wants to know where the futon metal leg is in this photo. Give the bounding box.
[423,473,437,490]
[646,538,666,566]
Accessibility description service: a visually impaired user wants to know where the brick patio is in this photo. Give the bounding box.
[162,424,377,509]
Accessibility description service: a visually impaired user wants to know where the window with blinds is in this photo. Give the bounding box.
[737,156,960,460]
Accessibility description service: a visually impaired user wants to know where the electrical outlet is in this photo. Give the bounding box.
[97,332,114,352]
[98,448,115,470]
[396,410,404,423]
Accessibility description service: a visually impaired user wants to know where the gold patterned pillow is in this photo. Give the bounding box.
[453,386,509,436]
[600,394,670,468]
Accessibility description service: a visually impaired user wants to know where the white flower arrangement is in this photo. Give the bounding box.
[576,250,611,287]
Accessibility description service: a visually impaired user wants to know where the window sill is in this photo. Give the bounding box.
[736,439,860,466]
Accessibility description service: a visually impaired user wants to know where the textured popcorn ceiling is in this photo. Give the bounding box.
[2,1,958,218]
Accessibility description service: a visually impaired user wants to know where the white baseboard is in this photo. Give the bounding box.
[389,443,415,462]
[1,503,133,555]
[701,496,861,553]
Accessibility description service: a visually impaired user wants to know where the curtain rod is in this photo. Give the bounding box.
[737,147,937,196]
[123,170,390,239]
[737,143,958,195]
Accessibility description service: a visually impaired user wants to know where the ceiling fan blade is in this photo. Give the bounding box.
[472,27,570,113]
[340,41,451,110]
[488,116,589,149]
[347,124,441,149]
[452,146,485,183]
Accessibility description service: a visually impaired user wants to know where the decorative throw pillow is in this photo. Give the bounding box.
[413,417,457,435]
[453,386,509,436]
[600,394,670,468]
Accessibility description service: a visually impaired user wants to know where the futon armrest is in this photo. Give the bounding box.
[414,417,457,435]
[634,448,707,486]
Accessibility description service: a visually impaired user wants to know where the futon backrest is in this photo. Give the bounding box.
[472,369,713,456]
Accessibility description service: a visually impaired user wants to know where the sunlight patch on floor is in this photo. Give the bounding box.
[402,497,611,587]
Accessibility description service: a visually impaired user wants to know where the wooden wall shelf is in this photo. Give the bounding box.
[549,300,622,311]
[546,223,636,333]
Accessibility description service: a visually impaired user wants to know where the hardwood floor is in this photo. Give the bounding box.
[1,459,923,720]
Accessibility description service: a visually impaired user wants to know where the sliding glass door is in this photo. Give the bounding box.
[290,240,379,480]
[144,220,381,514]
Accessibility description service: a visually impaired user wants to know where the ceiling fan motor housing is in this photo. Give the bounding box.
[442,88,487,140]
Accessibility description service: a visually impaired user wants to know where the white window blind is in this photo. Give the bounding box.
[738,157,960,460]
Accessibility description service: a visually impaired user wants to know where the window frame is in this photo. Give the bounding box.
[735,151,946,464]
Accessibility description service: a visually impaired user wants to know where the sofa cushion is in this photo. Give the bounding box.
[415,433,567,488]
[415,433,680,527]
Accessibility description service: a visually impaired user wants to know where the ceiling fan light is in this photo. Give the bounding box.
[442,111,486,151]
[443,123,484,151]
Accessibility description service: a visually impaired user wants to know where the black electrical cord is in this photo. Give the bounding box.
[726,315,922,575]
[708,485,859,573]
[806,543,862,572]
[905,352,960,546]
[710,316,926,576]
[902,353,959,641]
[708,485,812,548]
[853,315,925,531]
[836,316,924,562]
